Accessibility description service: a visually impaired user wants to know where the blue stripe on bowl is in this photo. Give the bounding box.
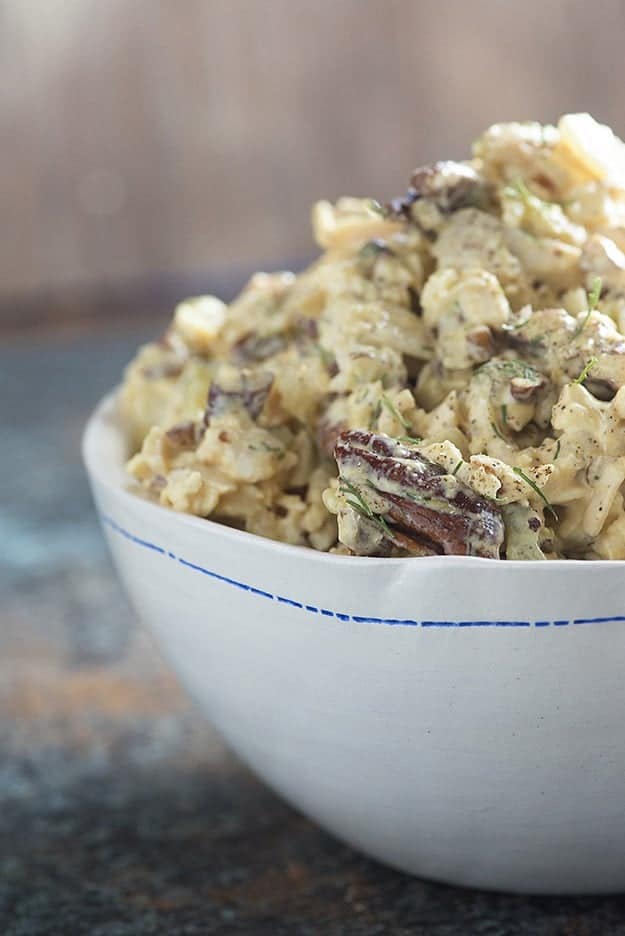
[100,513,623,630]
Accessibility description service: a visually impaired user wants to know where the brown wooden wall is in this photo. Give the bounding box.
[3,0,625,309]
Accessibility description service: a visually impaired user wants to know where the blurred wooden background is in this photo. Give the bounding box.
[3,0,625,324]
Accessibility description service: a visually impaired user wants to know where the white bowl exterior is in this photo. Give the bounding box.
[85,394,625,894]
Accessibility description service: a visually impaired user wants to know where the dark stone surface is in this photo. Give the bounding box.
[3,327,625,934]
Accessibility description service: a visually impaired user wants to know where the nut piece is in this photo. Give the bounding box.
[164,420,199,450]
[174,295,227,354]
[205,370,274,424]
[333,430,504,558]
[390,161,485,213]
[233,331,286,363]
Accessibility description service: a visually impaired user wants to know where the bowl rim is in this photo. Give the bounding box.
[82,388,625,571]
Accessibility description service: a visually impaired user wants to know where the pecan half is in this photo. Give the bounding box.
[334,430,504,558]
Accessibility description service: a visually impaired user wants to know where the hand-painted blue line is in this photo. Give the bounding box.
[425,620,529,628]
[458,620,494,627]
[100,512,624,631]
[177,557,253,592]
[101,515,166,555]
[277,596,303,608]
[377,618,418,626]
[249,586,274,599]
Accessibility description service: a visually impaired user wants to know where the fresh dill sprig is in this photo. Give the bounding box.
[491,421,506,441]
[339,477,392,538]
[451,460,463,476]
[501,403,508,426]
[380,394,411,431]
[478,359,541,381]
[359,239,392,261]
[504,177,533,202]
[367,199,385,216]
[397,434,423,445]
[507,314,534,331]
[573,356,598,385]
[512,466,558,521]
[553,439,561,461]
[315,344,335,370]
[588,276,602,311]
[573,276,602,337]
[248,441,282,454]
[370,399,382,429]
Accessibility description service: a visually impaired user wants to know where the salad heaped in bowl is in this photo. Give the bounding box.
[120,113,625,561]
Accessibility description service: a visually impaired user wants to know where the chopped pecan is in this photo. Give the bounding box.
[205,371,273,424]
[233,331,286,363]
[334,430,504,558]
[164,420,198,450]
[387,161,490,220]
[294,317,319,341]
[583,377,616,402]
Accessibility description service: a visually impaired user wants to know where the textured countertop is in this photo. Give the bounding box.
[3,325,625,935]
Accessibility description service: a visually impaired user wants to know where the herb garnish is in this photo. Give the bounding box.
[512,466,558,521]
[491,421,506,441]
[508,177,533,202]
[339,477,392,538]
[573,276,602,337]
[315,344,335,369]
[553,439,561,461]
[367,199,385,216]
[247,441,285,459]
[452,460,463,476]
[478,359,541,381]
[370,399,382,429]
[381,394,411,431]
[505,177,563,229]
[359,239,392,261]
[573,356,598,385]
[501,403,508,426]
[507,314,534,331]
[397,434,423,445]
[588,275,602,310]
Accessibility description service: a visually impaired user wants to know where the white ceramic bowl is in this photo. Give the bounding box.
[83,392,625,895]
